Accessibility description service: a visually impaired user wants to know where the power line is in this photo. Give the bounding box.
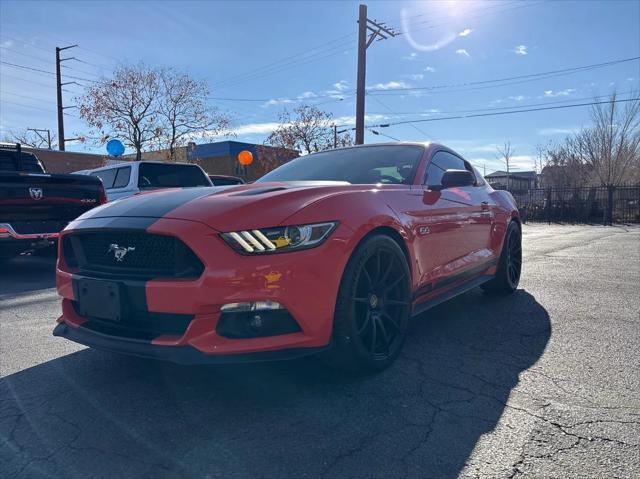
[0,99,78,117]
[363,97,640,129]
[367,57,640,94]
[0,60,97,83]
[214,43,356,90]
[367,93,432,140]
[0,90,57,105]
[213,32,356,88]
[366,91,638,117]
[367,128,400,141]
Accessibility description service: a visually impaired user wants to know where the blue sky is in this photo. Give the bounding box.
[1,0,638,173]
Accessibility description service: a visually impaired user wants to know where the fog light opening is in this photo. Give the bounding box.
[220,301,283,312]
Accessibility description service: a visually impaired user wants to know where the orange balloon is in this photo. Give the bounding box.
[237,150,253,166]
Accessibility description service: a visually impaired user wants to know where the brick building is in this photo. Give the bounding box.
[22,148,107,174]
[127,141,298,181]
[22,141,298,180]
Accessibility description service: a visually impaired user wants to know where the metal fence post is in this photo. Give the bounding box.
[606,186,614,226]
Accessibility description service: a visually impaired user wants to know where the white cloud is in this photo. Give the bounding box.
[230,122,282,135]
[297,91,317,99]
[408,73,424,81]
[543,88,576,98]
[458,28,473,37]
[424,66,436,73]
[262,97,293,107]
[334,114,388,126]
[0,40,13,48]
[538,127,579,135]
[369,80,410,90]
[403,52,418,61]
[455,49,470,57]
[508,95,527,101]
[512,45,528,55]
[333,80,349,92]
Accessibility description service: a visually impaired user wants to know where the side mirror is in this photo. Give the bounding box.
[440,169,475,189]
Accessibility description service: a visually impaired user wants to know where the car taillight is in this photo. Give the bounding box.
[98,183,108,204]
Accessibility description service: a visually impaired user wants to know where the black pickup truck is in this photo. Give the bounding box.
[0,143,106,259]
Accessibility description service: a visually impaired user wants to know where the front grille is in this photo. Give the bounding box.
[72,301,193,340]
[63,230,204,279]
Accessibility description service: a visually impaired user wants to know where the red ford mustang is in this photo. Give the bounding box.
[54,143,521,371]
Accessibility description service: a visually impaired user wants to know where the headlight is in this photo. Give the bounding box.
[221,222,338,254]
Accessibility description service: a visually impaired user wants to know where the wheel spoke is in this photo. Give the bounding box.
[376,317,390,353]
[385,299,409,306]
[375,250,382,281]
[358,310,372,335]
[353,297,370,304]
[383,271,406,293]
[361,267,373,288]
[370,316,377,352]
[381,311,400,332]
[378,255,396,287]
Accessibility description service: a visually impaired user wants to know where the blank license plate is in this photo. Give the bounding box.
[76,279,122,321]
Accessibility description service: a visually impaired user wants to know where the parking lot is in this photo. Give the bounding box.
[1,224,639,478]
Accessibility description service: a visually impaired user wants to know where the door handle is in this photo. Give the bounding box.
[480,201,490,210]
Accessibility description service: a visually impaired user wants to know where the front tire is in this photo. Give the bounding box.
[323,235,412,372]
[482,221,522,294]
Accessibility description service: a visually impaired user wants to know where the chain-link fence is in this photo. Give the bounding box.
[505,186,640,225]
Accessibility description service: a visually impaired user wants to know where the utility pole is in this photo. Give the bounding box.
[26,128,53,149]
[355,4,399,145]
[333,124,349,148]
[55,44,78,151]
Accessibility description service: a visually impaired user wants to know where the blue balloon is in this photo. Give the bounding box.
[106,139,125,157]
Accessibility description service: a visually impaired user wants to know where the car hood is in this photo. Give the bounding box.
[77,181,372,231]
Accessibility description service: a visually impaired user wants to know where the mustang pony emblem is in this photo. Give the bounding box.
[29,187,43,200]
[108,244,135,262]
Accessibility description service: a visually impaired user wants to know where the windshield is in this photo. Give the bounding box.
[138,163,211,188]
[257,145,424,185]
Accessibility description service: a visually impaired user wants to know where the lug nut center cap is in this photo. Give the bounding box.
[369,294,379,309]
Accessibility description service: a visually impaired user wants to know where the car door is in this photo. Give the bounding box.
[412,150,492,288]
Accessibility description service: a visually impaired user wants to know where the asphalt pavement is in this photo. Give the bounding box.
[1,224,639,478]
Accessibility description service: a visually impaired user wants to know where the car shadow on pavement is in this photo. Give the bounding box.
[0,254,57,296]
[0,289,550,479]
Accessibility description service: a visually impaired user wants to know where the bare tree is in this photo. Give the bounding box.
[574,91,640,186]
[4,129,56,149]
[78,64,161,160]
[156,68,232,161]
[266,105,352,154]
[538,140,590,188]
[496,141,515,190]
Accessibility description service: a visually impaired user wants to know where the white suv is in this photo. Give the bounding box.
[77,161,212,201]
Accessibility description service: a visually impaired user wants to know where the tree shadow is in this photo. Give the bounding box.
[0,289,550,478]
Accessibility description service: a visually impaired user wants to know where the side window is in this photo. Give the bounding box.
[112,166,131,189]
[90,169,116,188]
[424,151,466,187]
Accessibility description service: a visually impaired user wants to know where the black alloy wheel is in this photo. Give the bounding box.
[482,221,522,294]
[324,235,412,372]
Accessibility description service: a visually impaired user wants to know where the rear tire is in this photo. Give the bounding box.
[322,234,412,372]
[482,221,522,294]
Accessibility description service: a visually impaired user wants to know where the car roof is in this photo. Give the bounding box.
[84,160,202,173]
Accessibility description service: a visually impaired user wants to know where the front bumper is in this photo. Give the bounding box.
[55,216,353,363]
[53,322,328,364]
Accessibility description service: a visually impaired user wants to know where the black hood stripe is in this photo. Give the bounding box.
[68,216,159,231]
[91,187,216,220]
